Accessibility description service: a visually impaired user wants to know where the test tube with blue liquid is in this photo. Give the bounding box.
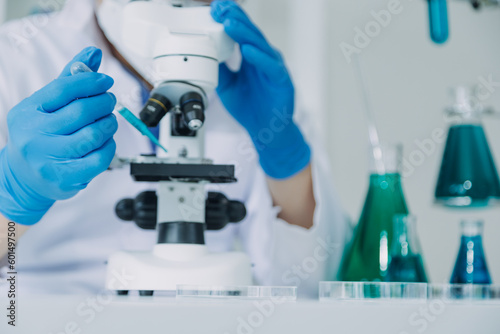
[428,0,449,44]
[70,62,168,153]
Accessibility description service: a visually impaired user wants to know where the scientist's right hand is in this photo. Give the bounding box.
[0,47,118,226]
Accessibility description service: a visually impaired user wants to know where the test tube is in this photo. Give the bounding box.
[70,62,167,153]
[428,0,449,44]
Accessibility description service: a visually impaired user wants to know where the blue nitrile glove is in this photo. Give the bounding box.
[211,0,311,180]
[0,47,118,225]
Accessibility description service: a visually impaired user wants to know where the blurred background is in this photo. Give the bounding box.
[1,0,499,283]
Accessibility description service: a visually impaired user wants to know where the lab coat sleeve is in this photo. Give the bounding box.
[0,29,14,149]
[237,101,353,299]
[0,64,10,149]
[0,36,11,281]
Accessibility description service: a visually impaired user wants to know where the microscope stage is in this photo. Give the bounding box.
[131,162,237,183]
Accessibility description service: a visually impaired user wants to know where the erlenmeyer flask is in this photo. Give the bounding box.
[339,144,409,281]
[435,87,500,207]
[450,220,492,284]
[386,215,428,283]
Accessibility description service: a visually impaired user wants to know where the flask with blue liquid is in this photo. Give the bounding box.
[386,215,429,283]
[435,87,500,207]
[450,220,492,284]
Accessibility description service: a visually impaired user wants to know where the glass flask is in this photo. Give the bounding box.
[386,215,429,283]
[450,220,492,284]
[339,144,409,281]
[435,87,500,207]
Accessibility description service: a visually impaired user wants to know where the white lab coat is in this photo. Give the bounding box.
[0,0,349,298]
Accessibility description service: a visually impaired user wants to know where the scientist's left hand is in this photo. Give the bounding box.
[211,0,311,180]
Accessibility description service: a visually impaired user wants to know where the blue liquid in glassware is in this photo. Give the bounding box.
[450,235,491,284]
[435,124,500,206]
[428,0,449,44]
[387,254,428,283]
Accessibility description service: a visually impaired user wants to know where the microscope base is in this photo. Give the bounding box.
[105,246,253,292]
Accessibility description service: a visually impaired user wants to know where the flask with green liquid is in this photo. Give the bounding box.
[339,144,409,281]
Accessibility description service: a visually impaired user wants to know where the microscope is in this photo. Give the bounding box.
[103,0,253,296]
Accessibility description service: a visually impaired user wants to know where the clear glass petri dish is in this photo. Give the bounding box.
[176,285,297,301]
[319,281,428,301]
[428,284,500,301]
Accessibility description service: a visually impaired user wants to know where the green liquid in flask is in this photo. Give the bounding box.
[340,173,409,281]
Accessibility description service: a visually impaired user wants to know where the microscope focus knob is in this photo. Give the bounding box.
[228,201,247,223]
[115,191,157,230]
[206,192,247,231]
[115,191,246,231]
[115,199,134,221]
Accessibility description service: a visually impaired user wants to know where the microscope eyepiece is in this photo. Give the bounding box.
[140,93,173,127]
[180,92,205,131]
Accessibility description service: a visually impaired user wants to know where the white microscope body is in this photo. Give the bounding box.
[105,1,252,295]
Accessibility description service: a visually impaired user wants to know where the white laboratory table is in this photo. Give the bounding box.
[1,294,500,334]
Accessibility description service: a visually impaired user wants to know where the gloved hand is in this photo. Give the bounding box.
[211,0,311,180]
[0,47,118,225]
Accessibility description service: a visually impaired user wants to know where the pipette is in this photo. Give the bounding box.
[70,62,168,153]
[352,55,385,175]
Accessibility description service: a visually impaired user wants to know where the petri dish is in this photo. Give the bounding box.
[319,281,427,301]
[176,285,297,301]
[428,284,500,301]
